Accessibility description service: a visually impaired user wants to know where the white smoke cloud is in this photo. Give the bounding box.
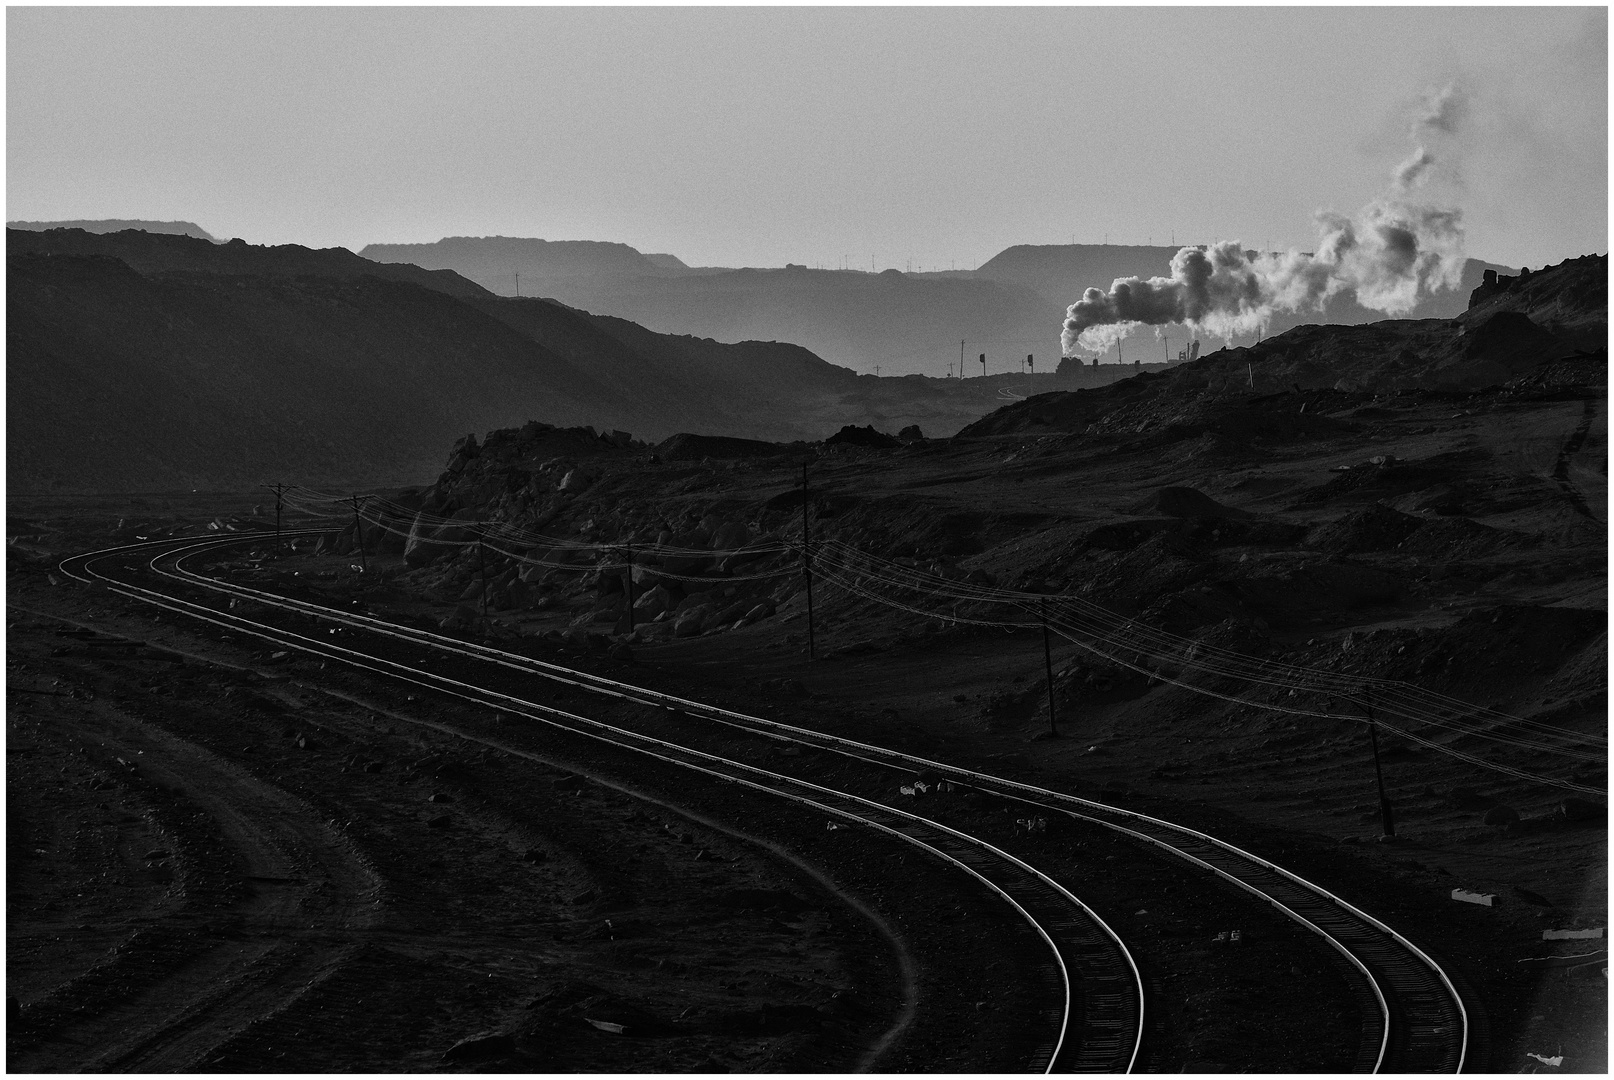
[1060,200,1466,356]
[1060,85,1469,357]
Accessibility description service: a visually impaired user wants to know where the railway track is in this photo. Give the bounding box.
[60,533,1142,1073]
[142,532,1470,1071]
[66,528,1475,1071]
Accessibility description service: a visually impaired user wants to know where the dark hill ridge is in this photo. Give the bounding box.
[11,227,493,300]
[8,218,217,241]
[9,229,1121,493]
[551,265,1057,379]
[361,236,672,291]
[960,254,1606,441]
[364,233,1516,374]
[7,247,611,493]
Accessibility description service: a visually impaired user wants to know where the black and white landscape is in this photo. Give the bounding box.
[7,8,1607,1074]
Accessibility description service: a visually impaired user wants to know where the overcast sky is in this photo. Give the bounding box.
[8,7,1606,271]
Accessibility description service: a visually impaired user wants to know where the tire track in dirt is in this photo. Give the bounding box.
[1550,396,1599,520]
[10,705,383,1072]
[11,602,926,1072]
[279,681,924,1071]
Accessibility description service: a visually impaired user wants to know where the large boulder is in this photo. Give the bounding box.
[444,432,480,474]
[404,508,480,568]
[632,585,672,621]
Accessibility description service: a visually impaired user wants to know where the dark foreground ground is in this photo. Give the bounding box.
[8,381,1606,1071]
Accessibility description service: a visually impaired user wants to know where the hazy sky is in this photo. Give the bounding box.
[8,7,1607,271]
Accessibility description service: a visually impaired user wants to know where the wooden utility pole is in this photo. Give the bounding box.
[1361,691,1395,838]
[268,483,286,556]
[350,495,368,573]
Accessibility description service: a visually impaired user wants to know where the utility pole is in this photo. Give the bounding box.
[268,482,286,556]
[515,271,520,298]
[350,495,368,573]
[1361,691,1395,838]
[979,352,986,377]
[1027,353,1034,374]
[800,462,815,660]
[959,339,965,377]
[1041,598,1059,738]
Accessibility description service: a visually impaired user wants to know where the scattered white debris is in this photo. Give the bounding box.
[1451,889,1496,907]
[585,1018,625,1034]
[1527,1053,1563,1068]
[1543,927,1604,940]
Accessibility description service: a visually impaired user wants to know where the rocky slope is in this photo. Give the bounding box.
[10,227,491,300]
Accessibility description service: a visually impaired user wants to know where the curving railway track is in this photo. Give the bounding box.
[61,533,1141,1073]
[62,530,1472,1072]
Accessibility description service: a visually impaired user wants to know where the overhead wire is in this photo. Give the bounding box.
[266,480,1604,793]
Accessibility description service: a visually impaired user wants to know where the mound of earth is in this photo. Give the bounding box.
[825,425,900,449]
[656,433,789,462]
[1133,486,1251,520]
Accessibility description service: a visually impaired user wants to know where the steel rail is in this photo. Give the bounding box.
[150,533,1469,1072]
[62,536,1139,1074]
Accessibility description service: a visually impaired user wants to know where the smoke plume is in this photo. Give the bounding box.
[1393,146,1435,192]
[1416,81,1466,136]
[1060,85,1468,357]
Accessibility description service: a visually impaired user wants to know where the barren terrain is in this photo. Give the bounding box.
[9,337,1607,1071]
